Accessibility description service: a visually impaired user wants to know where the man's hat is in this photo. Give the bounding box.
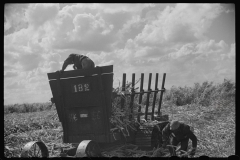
[170,120,180,130]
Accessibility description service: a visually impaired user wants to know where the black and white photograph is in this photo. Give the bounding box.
[4,3,235,158]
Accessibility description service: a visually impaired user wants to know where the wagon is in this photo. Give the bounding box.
[20,65,168,157]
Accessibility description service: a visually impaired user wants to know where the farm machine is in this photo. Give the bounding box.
[20,65,168,157]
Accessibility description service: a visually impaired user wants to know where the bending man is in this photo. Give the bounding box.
[60,53,95,72]
[162,120,197,157]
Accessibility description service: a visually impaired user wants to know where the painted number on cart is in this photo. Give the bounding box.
[72,83,90,93]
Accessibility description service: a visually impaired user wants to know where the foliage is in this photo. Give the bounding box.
[163,79,235,107]
[4,110,63,157]
[4,102,54,114]
[110,79,142,137]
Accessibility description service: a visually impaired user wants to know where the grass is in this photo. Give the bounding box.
[4,109,66,157]
[4,79,235,157]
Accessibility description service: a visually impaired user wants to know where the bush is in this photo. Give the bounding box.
[4,102,54,114]
[163,79,235,107]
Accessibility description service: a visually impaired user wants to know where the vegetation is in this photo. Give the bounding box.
[4,79,235,157]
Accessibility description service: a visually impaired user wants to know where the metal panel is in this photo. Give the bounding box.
[137,73,144,122]
[144,73,152,120]
[151,73,159,120]
[47,65,113,143]
[135,126,153,147]
[129,73,135,121]
[158,73,166,115]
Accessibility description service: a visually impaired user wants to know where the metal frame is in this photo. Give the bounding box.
[120,73,167,122]
[47,65,114,144]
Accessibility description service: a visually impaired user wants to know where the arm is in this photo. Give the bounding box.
[186,128,197,156]
[162,123,171,143]
[61,59,71,71]
[73,64,77,70]
[188,131,197,148]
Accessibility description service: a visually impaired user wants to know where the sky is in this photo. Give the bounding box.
[4,3,235,105]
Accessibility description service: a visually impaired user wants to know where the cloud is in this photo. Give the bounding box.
[5,81,25,90]
[169,43,196,59]
[18,53,44,71]
[72,13,114,36]
[135,4,224,46]
[196,40,228,54]
[117,16,146,46]
[4,65,15,71]
[87,52,109,64]
[4,51,19,66]
[25,3,59,28]
[101,9,133,32]
[4,71,18,78]
[5,33,45,72]
[4,4,29,34]
[98,60,114,66]
[169,39,229,59]
[97,3,154,14]
[228,43,235,58]
[37,52,62,73]
[50,12,115,51]
[42,4,156,52]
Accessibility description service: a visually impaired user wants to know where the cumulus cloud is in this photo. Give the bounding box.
[4,3,29,34]
[5,81,26,90]
[228,43,235,58]
[169,43,196,59]
[196,40,228,54]
[98,60,114,66]
[135,3,224,45]
[4,71,18,78]
[168,39,229,59]
[4,51,19,65]
[226,43,235,58]
[25,3,59,28]
[49,11,116,51]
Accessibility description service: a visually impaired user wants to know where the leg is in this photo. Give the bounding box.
[151,125,160,148]
[82,58,95,69]
[168,137,179,156]
[179,137,189,155]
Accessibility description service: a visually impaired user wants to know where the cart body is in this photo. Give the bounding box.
[47,65,119,143]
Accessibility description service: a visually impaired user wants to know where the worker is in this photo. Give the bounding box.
[60,53,95,73]
[151,120,197,157]
[162,120,197,157]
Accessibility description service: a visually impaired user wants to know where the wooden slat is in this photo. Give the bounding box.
[158,73,166,116]
[151,73,159,120]
[137,73,144,122]
[144,73,152,120]
[113,89,165,97]
[47,65,113,80]
[121,73,126,109]
[129,73,135,120]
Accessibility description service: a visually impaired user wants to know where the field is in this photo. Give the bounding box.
[4,79,235,157]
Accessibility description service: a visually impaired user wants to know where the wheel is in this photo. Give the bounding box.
[20,141,49,157]
[75,140,101,157]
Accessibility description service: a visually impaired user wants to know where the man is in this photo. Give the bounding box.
[151,120,197,157]
[163,120,197,157]
[60,53,95,73]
